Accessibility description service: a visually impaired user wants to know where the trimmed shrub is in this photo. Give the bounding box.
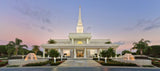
[24,61,48,66]
[7,65,19,67]
[96,60,137,66]
[142,65,154,67]
[152,61,160,67]
[0,61,8,67]
[49,58,67,61]
[93,58,112,61]
[49,61,64,66]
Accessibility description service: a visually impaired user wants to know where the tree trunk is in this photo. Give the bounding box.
[35,51,37,55]
[15,45,18,56]
[140,49,143,55]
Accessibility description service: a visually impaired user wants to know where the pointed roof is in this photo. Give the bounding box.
[76,5,84,33]
[77,5,83,26]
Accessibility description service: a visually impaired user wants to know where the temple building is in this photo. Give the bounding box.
[41,6,119,58]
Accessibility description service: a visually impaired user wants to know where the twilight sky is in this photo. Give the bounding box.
[0,0,160,53]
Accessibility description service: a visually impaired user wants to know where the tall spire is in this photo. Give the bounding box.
[76,5,84,33]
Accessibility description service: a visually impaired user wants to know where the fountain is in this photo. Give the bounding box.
[123,53,135,61]
[25,53,37,61]
[8,53,48,65]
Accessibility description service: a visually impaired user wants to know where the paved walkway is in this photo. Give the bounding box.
[1,60,160,71]
[58,59,101,67]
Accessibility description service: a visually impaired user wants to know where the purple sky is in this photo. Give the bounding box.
[0,0,160,53]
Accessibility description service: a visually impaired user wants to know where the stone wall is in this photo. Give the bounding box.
[113,58,152,66]
[8,59,48,65]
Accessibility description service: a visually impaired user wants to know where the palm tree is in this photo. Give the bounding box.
[7,38,28,56]
[6,43,15,58]
[132,38,150,55]
[48,39,56,44]
[32,45,40,55]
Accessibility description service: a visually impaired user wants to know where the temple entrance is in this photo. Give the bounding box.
[76,49,84,57]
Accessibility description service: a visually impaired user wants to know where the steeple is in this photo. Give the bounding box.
[76,6,84,33]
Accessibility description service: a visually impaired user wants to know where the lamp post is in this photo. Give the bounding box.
[98,56,100,61]
[105,57,107,63]
[48,55,49,58]
[54,57,56,63]
[61,55,63,61]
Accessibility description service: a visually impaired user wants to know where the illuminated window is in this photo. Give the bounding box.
[77,41,83,44]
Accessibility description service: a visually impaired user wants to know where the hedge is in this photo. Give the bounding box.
[0,61,8,67]
[97,60,137,66]
[7,65,19,67]
[24,61,48,66]
[49,61,64,66]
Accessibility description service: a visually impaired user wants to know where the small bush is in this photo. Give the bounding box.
[0,61,8,67]
[152,61,160,67]
[142,65,154,67]
[96,60,137,66]
[93,58,112,61]
[49,61,64,66]
[7,65,19,67]
[49,58,67,61]
[24,61,48,66]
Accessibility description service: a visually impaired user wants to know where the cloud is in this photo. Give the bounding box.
[113,41,125,45]
[0,40,9,45]
[12,1,54,33]
[126,17,160,31]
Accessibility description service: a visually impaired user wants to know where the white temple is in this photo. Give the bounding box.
[41,6,119,58]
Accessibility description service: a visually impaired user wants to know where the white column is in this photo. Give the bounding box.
[86,39,89,44]
[74,48,76,58]
[97,49,100,57]
[58,48,61,53]
[84,48,86,58]
[61,49,63,58]
[72,39,74,44]
[115,48,117,58]
[58,48,61,58]
[43,48,45,58]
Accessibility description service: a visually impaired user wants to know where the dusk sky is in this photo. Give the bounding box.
[0,0,160,53]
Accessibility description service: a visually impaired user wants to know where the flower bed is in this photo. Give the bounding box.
[152,59,160,67]
[0,61,8,67]
[49,58,67,61]
[96,60,137,66]
[23,61,48,66]
[49,61,64,66]
[142,65,154,67]
[23,60,65,66]
[7,65,19,67]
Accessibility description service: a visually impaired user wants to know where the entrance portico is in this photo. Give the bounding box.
[42,44,118,58]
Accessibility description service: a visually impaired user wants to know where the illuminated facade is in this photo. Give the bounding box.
[41,6,119,58]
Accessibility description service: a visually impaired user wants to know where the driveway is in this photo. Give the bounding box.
[58,59,101,67]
